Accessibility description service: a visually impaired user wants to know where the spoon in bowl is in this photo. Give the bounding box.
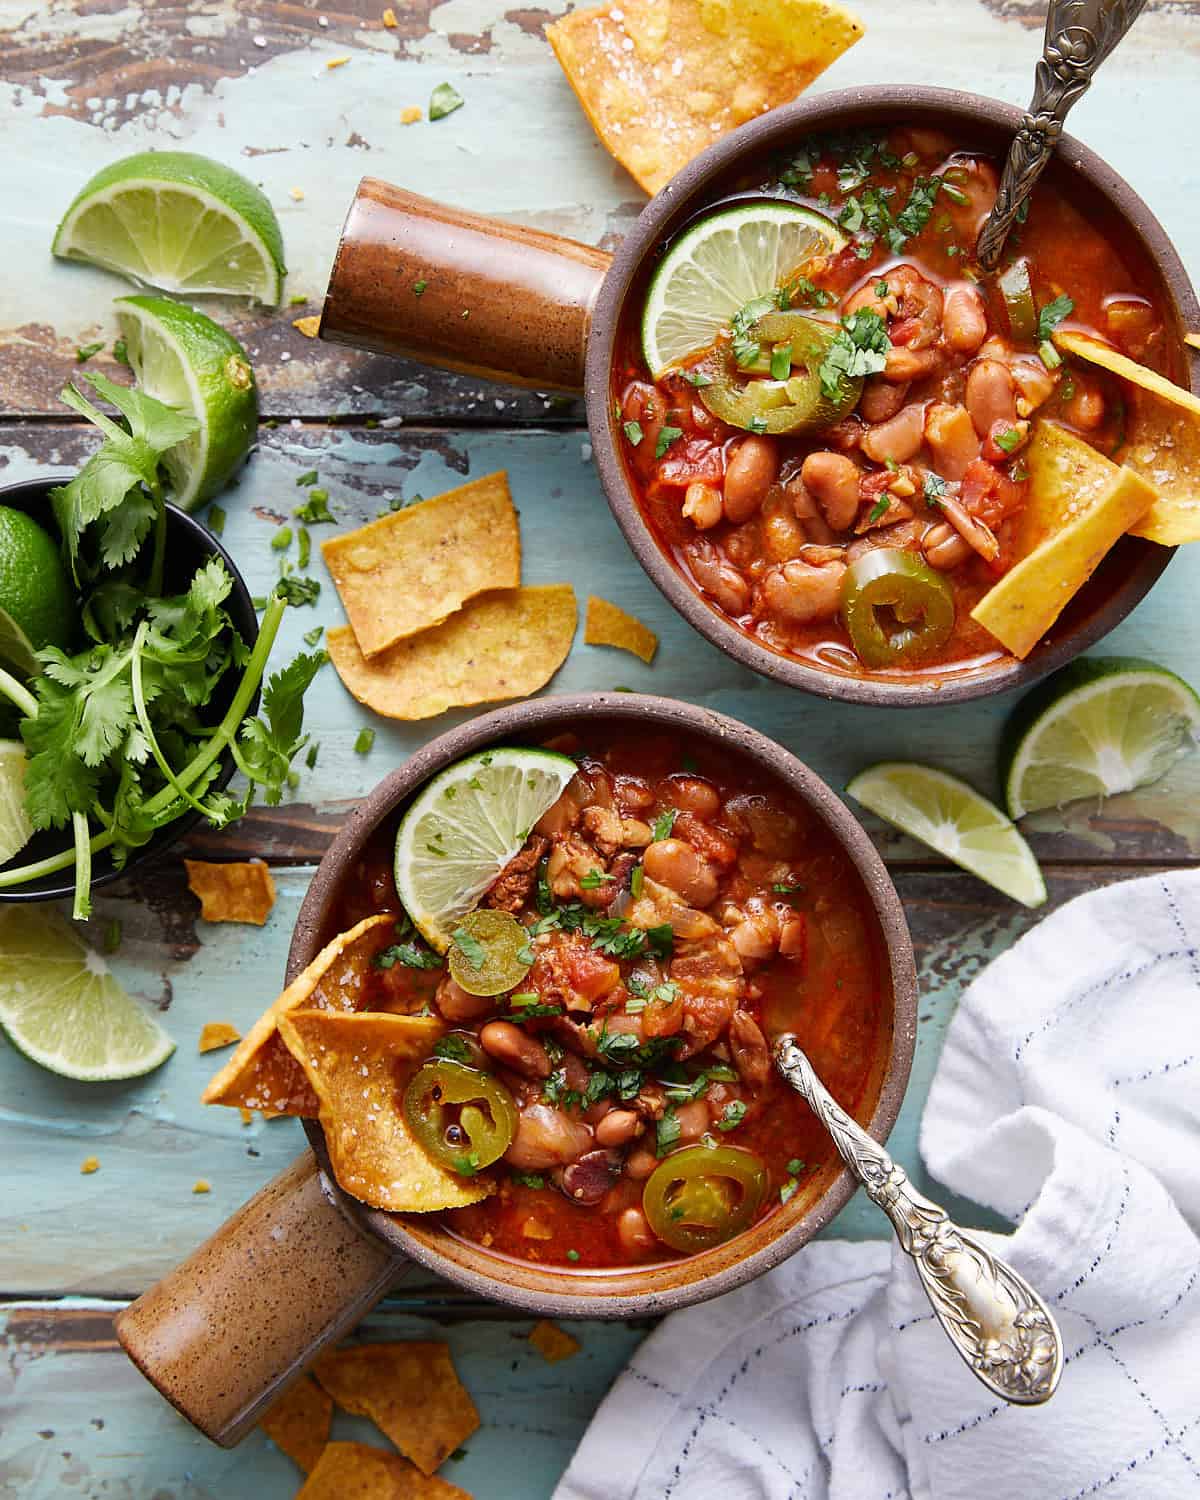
[773,1033,1063,1405]
[975,0,1147,269]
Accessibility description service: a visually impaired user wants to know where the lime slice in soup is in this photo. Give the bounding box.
[1001,657,1200,819]
[847,761,1047,908]
[394,747,577,953]
[641,202,846,378]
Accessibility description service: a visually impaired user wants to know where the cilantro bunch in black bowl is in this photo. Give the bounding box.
[0,375,324,917]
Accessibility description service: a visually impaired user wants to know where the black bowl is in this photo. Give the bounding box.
[0,473,259,902]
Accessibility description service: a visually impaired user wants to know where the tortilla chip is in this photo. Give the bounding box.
[1012,420,1123,559]
[584,595,658,663]
[327,585,576,721]
[1124,389,1200,545]
[546,0,863,195]
[202,913,395,1116]
[297,1442,473,1499]
[321,473,520,658]
[312,1342,479,1475]
[1185,333,1200,353]
[198,1021,241,1053]
[1055,330,1200,420]
[185,860,276,925]
[972,461,1156,658]
[528,1319,581,1363]
[277,1010,490,1212]
[259,1373,332,1473]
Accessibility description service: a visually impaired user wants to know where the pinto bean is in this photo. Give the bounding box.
[595,1109,645,1147]
[760,556,846,625]
[723,436,779,522]
[762,486,808,562]
[684,537,750,616]
[435,975,494,1022]
[921,521,972,570]
[675,1098,711,1142]
[617,1206,659,1256]
[667,776,721,820]
[730,1012,770,1087]
[728,897,781,964]
[924,402,980,481]
[561,1149,621,1205]
[883,345,941,383]
[787,477,836,544]
[642,838,719,908]
[860,403,926,465]
[624,1147,659,1181]
[480,1021,551,1080]
[942,284,988,353]
[965,359,1017,437]
[505,1104,594,1170]
[1062,382,1106,431]
[682,481,722,529]
[800,451,860,531]
[859,377,910,424]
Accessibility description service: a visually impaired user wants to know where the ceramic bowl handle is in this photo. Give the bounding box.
[115,1151,407,1447]
[320,176,612,392]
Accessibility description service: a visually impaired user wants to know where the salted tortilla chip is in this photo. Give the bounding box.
[584,595,658,663]
[546,0,863,195]
[321,473,520,658]
[198,1021,241,1053]
[185,860,276,925]
[972,459,1155,659]
[202,913,395,1116]
[297,1442,472,1499]
[528,1319,581,1363]
[1011,420,1123,558]
[313,1343,479,1475]
[259,1373,332,1474]
[277,1010,490,1212]
[1055,330,1200,420]
[1124,389,1200,545]
[327,585,576,721]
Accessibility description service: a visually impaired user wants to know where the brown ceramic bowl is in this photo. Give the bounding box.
[117,693,916,1446]
[321,85,1199,707]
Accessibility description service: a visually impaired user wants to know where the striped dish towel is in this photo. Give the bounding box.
[556,870,1200,1500]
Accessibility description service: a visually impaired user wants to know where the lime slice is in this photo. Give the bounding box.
[0,906,175,1080]
[847,761,1047,908]
[0,505,76,673]
[115,295,258,510]
[641,203,846,377]
[1002,657,1200,819]
[52,150,286,306]
[0,741,33,865]
[395,747,577,952]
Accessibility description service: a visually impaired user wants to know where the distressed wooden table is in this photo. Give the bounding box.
[2,2,1199,1495]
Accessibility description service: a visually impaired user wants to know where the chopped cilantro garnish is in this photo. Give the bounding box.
[274,575,321,607]
[271,526,293,552]
[656,1107,681,1156]
[434,1035,473,1063]
[451,926,487,969]
[683,369,713,387]
[818,309,891,403]
[894,175,941,243]
[295,490,335,524]
[413,279,428,296]
[111,338,130,367]
[510,1003,564,1020]
[579,868,614,890]
[654,425,684,460]
[354,728,375,755]
[75,341,104,364]
[867,496,890,524]
[994,427,1023,454]
[1037,294,1075,340]
[295,469,319,487]
[375,942,441,970]
[303,625,324,648]
[769,343,792,381]
[511,1170,545,1189]
[772,881,805,894]
[923,471,947,508]
[566,1248,581,1262]
[631,863,644,899]
[623,419,644,447]
[429,82,464,120]
[651,808,677,841]
[747,414,768,435]
[510,992,540,1007]
[297,527,311,570]
[717,1100,747,1132]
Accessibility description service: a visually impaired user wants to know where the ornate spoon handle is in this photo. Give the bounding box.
[774,1035,1063,1404]
[975,0,1148,269]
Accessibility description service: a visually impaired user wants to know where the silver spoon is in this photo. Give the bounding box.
[773,1034,1063,1405]
[976,0,1148,270]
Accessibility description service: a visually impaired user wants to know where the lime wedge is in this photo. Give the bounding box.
[0,505,76,672]
[0,741,33,865]
[394,747,577,952]
[115,295,258,510]
[0,906,175,1080]
[847,761,1047,908]
[52,150,286,305]
[641,202,846,377]
[1002,657,1200,819]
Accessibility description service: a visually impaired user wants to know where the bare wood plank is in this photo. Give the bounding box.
[0,1296,644,1499]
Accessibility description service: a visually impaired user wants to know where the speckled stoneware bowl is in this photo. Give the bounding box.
[117,694,916,1447]
[320,84,1200,707]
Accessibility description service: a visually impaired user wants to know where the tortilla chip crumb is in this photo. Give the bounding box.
[401,105,422,124]
[529,1320,580,1363]
[259,1373,332,1474]
[239,1107,255,1126]
[584,595,658,663]
[192,1179,212,1194]
[293,315,321,338]
[185,859,276,925]
[199,1021,242,1054]
[1185,332,1200,352]
[382,6,398,24]
[326,55,350,68]
[80,1156,100,1175]
[289,186,305,201]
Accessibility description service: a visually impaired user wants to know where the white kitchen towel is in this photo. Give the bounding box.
[556,870,1200,1500]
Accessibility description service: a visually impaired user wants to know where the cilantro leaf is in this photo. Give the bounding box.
[818,309,891,403]
[1037,294,1074,341]
[451,926,487,970]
